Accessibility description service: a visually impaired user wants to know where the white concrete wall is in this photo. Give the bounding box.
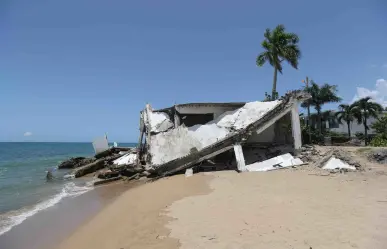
[247,124,275,143]
[330,117,378,135]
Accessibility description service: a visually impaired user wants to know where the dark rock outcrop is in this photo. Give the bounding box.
[58,157,95,169]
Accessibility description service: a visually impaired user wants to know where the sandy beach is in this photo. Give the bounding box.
[56,169,387,249]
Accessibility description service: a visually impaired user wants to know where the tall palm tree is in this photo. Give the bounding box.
[335,104,355,138]
[351,97,383,145]
[301,81,341,134]
[256,24,301,100]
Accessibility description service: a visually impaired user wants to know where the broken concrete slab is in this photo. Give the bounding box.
[146,111,174,133]
[246,153,304,172]
[113,153,138,166]
[322,157,356,171]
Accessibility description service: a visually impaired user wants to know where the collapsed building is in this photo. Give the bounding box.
[136,90,311,177]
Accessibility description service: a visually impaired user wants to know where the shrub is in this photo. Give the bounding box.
[355,132,365,140]
[370,135,387,147]
[331,136,350,144]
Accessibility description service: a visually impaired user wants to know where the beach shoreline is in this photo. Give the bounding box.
[3,169,387,249]
[0,180,139,249]
[57,173,212,249]
[56,170,387,249]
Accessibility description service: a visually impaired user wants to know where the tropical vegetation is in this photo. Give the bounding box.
[301,81,341,135]
[256,24,301,100]
[256,25,386,146]
[335,104,355,138]
[351,97,383,145]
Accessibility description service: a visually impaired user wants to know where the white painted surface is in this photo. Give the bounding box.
[291,104,302,150]
[247,124,275,143]
[147,111,174,133]
[150,100,282,165]
[215,101,282,130]
[113,153,138,166]
[233,144,246,171]
[322,157,356,170]
[246,153,303,172]
[185,168,193,177]
[92,136,109,154]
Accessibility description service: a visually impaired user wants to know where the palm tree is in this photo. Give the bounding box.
[351,97,383,145]
[301,81,341,134]
[335,104,355,138]
[256,24,301,100]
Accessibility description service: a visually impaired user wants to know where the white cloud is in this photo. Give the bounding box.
[24,132,32,137]
[352,79,387,107]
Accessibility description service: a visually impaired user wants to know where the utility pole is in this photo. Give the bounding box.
[302,77,312,144]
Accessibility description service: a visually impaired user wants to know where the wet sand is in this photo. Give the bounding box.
[0,181,136,249]
[57,170,387,249]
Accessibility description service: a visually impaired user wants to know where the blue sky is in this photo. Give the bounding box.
[1,0,386,142]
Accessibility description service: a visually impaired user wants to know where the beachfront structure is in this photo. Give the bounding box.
[136,91,311,176]
[307,111,385,136]
[329,114,383,136]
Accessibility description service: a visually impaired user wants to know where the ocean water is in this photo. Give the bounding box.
[0,142,135,236]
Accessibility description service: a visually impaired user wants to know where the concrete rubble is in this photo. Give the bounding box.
[246,153,304,172]
[54,90,371,185]
[138,90,310,177]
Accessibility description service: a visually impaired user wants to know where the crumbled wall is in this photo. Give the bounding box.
[146,111,174,133]
[149,100,282,166]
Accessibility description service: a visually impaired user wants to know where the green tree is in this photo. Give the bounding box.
[256,24,301,100]
[351,97,383,145]
[335,104,355,138]
[301,81,341,135]
[371,114,387,136]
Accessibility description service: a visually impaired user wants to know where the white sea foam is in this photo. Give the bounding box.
[0,181,93,236]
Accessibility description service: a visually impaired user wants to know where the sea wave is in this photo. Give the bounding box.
[0,181,94,236]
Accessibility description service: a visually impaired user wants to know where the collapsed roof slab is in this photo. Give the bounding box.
[149,91,311,177]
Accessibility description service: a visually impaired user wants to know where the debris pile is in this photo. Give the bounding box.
[56,146,149,185]
[58,157,95,169]
[308,147,362,172]
[368,149,387,164]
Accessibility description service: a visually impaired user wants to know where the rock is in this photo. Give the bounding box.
[368,149,387,164]
[73,159,105,178]
[58,157,95,169]
[97,169,120,179]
